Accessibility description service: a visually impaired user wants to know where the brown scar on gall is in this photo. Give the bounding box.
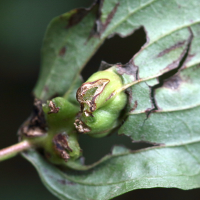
[21,126,46,137]
[76,79,110,113]
[53,133,72,162]
[54,134,72,152]
[74,119,91,133]
[48,100,60,114]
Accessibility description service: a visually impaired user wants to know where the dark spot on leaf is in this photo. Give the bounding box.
[129,100,138,113]
[67,0,100,31]
[44,85,49,92]
[99,3,119,34]
[59,46,66,57]
[117,60,138,81]
[57,179,76,185]
[131,139,164,146]
[89,1,119,38]
[125,88,133,106]
[47,174,76,185]
[66,9,89,29]
[156,40,186,58]
[163,74,182,89]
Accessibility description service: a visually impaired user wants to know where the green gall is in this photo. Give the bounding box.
[42,97,79,131]
[42,97,82,164]
[74,69,127,137]
[44,131,81,165]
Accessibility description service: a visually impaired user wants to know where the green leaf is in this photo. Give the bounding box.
[33,5,100,100]
[27,0,200,199]
[119,26,200,145]
[23,142,200,200]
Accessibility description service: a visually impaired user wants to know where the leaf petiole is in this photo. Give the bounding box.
[0,140,32,162]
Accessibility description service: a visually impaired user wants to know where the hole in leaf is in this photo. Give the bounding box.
[79,27,147,165]
[79,132,153,165]
[81,27,146,80]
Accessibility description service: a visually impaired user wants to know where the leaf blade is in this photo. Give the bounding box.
[28,0,200,199]
[23,142,200,200]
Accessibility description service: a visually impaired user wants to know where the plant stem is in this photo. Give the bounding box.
[0,140,32,162]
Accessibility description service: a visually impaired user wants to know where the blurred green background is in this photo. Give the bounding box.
[0,0,200,199]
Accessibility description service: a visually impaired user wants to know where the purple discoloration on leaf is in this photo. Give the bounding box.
[147,28,193,118]
[90,1,119,37]
[59,46,67,57]
[125,88,133,107]
[66,9,89,29]
[57,179,76,185]
[117,60,138,81]
[163,74,182,90]
[44,85,49,92]
[156,41,186,58]
[162,30,193,72]
[46,174,76,185]
[99,3,119,34]
[129,100,138,113]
